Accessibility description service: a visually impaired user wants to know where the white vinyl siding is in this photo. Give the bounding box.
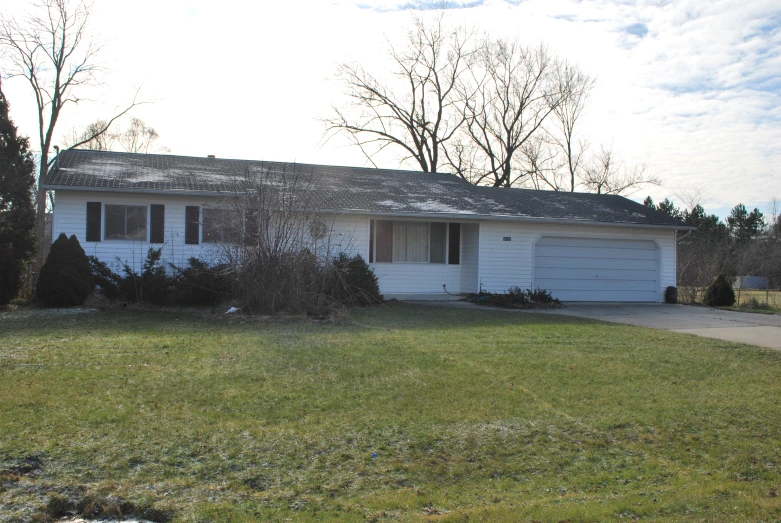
[534,237,659,302]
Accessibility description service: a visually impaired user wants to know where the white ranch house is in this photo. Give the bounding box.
[44,150,690,302]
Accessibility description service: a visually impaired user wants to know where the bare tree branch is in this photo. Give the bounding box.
[1,0,149,269]
[580,145,661,195]
[323,13,475,172]
[446,41,564,188]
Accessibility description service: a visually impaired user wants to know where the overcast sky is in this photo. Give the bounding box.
[2,0,780,220]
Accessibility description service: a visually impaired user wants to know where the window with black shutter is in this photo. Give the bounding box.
[86,202,101,242]
[185,206,200,245]
[150,204,165,244]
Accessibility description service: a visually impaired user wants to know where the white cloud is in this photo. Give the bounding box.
[1,0,779,219]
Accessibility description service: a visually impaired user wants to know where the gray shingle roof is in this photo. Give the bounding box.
[44,149,688,228]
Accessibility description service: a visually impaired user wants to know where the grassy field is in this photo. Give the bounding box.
[1,304,780,522]
[680,287,781,314]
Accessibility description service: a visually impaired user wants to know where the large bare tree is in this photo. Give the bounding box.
[324,15,474,172]
[445,41,564,187]
[0,0,142,264]
[542,60,595,192]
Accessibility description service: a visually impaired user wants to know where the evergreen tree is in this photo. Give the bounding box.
[727,204,765,243]
[0,83,37,304]
[656,198,680,218]
[642,196,680,218]
[37,234,94,307]
[682,204,728,240]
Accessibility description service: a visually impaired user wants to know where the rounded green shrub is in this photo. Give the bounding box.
[703,274,736,307]
[36,233,94,307]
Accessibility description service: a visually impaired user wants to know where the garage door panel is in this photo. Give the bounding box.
[535,267,658,281]
[534,256,658,271]
[535,245,659,260]
[533,237,659,302]
[536,237,658,250]
[535,278,658,292]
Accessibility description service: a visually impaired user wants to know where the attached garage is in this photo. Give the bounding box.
[533,236,660,302]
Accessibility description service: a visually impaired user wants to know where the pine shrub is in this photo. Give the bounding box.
[118,247,172,305]
[703,274,736,307]
[328,253,381,306]
[36,234,94,307]
[88,256,121,299]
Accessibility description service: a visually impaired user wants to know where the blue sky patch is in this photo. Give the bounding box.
[625,23,648,37]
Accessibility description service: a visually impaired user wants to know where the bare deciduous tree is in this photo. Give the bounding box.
[0,0,144,264]
[324,14,474,172]
[64,117,167,153]
[116,117,167,153]
[62,119,113,150]
[580,145,660,195]
[208,165,378,314]
[448,41,562,187]
[543,61,595,192]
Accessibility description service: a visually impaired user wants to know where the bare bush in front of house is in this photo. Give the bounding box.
[214,164,379,315]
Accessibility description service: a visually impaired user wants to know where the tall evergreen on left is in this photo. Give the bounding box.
[0,84,36,305]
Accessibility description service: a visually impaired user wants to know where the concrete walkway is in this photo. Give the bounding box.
[415,301,781,350]
[532,303,781,349]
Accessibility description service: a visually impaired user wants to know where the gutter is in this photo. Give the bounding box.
[44,184,694,232]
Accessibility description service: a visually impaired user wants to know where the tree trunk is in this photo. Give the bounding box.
[35,150,49,271]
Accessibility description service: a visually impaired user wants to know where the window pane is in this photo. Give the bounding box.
[126,206,147,240]
[393,221,428,262]
[202,208,220,243]
[430,223,446,263]
[203,208,239,243]
[104,205,125,240]
[375,220,393,262]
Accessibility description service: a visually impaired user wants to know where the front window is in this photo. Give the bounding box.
[202,208,238,243]
[105,204,147,240]
[373,220,451,263]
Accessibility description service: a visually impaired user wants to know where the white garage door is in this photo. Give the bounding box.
[533,237,659,302]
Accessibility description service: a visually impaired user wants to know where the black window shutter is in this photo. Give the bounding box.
[448,223,460,265]
[185,206,200,245]
[369,220,375,263]
[150,204,165,244]
[86,202,101,242]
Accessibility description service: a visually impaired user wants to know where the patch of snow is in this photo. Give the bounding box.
[375,200,403,209]
[409,200,475,214]
[55,519,154,523]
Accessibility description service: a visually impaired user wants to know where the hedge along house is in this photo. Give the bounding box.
[44,149,690,302]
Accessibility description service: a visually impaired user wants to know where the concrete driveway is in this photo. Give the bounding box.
[536,303,781,350]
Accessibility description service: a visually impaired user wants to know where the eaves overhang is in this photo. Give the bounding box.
[46,185,695,231]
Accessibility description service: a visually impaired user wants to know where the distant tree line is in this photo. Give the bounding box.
[644,196,781,296]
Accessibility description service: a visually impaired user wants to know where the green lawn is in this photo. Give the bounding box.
[1,303,780,522]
